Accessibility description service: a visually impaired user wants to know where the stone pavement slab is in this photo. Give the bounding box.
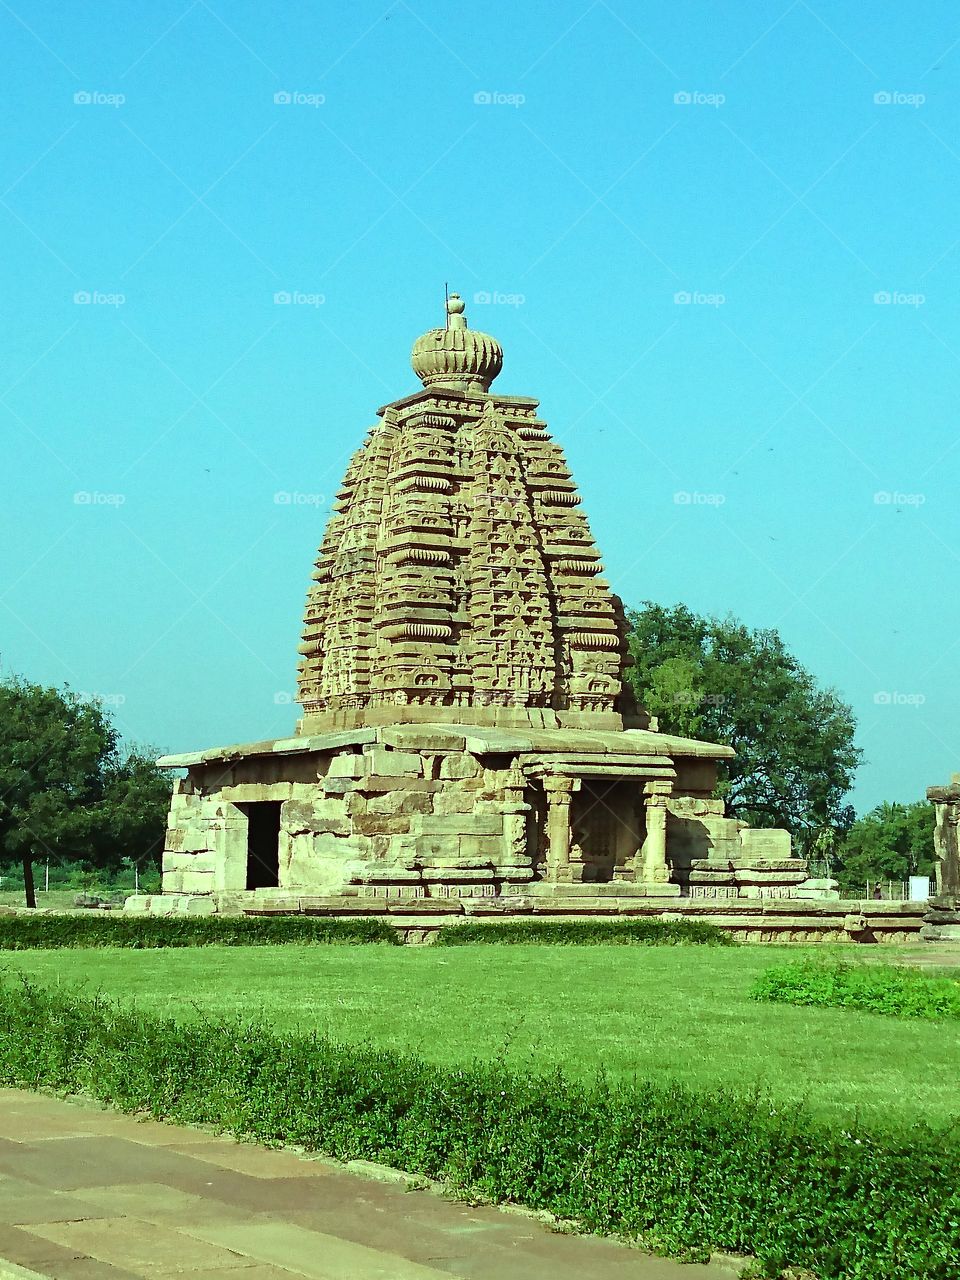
[0,1089,734,1280]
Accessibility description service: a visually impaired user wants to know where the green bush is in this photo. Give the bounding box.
[752,959,960,1021]
[435,918,733,946]
[0,914,401,950]
[0,979,955,1280]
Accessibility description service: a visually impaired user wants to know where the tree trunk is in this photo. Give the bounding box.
[21,855,36,909]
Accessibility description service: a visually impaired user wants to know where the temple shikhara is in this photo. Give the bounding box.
[146,294,816,920]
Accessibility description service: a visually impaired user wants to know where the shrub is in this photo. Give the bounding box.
[0,914,401,950]
[752,959,960,1021]
[0,979,955,1279]
[435,918,733,946]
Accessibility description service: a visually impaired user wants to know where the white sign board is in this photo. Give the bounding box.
[909,875,931,901]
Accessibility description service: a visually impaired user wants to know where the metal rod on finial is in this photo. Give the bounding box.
[444,281,449,328]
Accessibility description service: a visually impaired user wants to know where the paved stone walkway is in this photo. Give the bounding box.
[0,1090,733,1279]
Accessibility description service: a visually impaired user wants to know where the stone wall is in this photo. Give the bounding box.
[162,737,532,900]
[162,734,812,902]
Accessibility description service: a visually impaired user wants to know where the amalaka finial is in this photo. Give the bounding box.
[410,289,502,393]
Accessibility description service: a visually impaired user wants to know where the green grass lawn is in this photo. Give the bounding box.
[3,943,958,1126]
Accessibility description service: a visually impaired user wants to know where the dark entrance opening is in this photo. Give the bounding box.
[570,779,645,882]
[243,801,282,890]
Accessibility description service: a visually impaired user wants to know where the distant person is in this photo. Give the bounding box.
[872,883,883,900]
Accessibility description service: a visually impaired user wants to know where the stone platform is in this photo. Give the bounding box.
[127,889,926,945]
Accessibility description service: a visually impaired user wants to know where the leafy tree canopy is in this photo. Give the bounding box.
[832,801,935,892]
[0,675,171,905]
[626,603,862,845]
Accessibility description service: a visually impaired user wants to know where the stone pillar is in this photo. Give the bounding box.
[543,776,577,882]
[922,777,960,942]
[639,781,672,885]
[500,768,534,883]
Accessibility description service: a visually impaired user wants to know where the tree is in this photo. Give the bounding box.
[626,603,862,846]
[0,676,171,906]
[832,801,935,893]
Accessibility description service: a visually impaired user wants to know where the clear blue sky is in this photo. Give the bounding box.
[2,0,959,815]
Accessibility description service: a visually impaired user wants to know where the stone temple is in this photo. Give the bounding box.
[147,294,809,917]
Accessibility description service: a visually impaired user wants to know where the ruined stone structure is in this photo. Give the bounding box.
[922,775,960,942]
[143,295,814,919]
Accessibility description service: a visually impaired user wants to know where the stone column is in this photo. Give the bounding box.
[500,767,534,884]
[543,776,577,882]
[639,781,672,885]
[922,777,960,942]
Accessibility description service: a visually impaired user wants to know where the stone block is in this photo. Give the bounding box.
[328,753,368,778]
[384,898,463,914]
[361,776,440,793]
[166,828,212,855]
[310,818,352,836]
[352,814,412,836]
[363,747,422,777]
[323,777,362,794]
[414,814,504,836]
[221,782,294,803]
[352,866,424,883]
[420,867,496,882]
[417,854,494,870]
[413,835,462,859]
[381,727,466,751]
[458,835,503,858]
[162,852,215,875]
[739,828,792,861]
[365,790,434,817]
[734,868,807,886]
[312,834,368,855]
[179,870,215,894]
[439,752,481,780]
[312,798,350,819]
[137,894,180,916]
[433,790,480,815]
[122,895,152,914]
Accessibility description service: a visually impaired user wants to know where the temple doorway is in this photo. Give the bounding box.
[569,779,644,882]
[242,802,282,890]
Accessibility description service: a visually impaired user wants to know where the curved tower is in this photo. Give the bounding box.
[296,293,637,734]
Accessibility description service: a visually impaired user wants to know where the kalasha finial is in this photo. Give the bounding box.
[446,292,467,330]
